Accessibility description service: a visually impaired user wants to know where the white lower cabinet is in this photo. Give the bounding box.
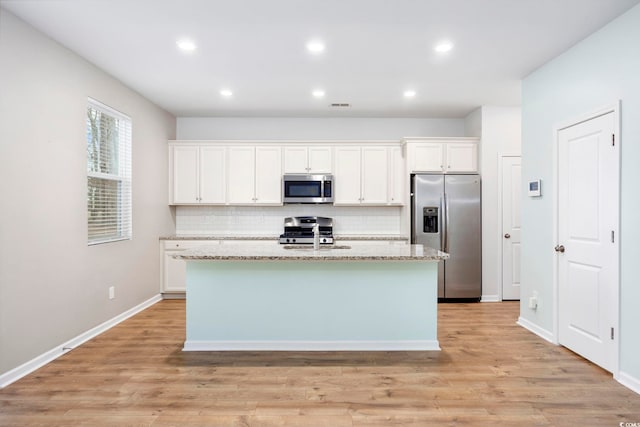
[161,239,279,293]
[161,241,217,293]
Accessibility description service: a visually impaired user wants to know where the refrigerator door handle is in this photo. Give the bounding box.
[444,192,450,253]
[439,195,445,251]
[410,191,416,244]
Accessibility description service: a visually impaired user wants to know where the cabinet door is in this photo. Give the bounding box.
[283,146,308,173]
[163,251,187,292]
[172,146,199,204]
[161,241,216,293]
[389,146,405,205]
[361,146,389,205]
[333,146,362,205]
[227,146,256,204]
[410,143,444,173]
[255,146,282,205]
[199,146,226,204]
[446,143,478,172]
[308,146,332,173]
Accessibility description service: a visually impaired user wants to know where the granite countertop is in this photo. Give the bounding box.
[160,235,408,241]
[173,243,448,261]
[160,235,276,241]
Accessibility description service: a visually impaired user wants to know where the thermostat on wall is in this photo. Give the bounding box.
[528,179,541,197]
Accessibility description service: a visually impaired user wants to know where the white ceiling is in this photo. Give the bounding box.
[2,0,639,118]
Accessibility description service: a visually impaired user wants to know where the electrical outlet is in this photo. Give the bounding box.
[108,286,115,300]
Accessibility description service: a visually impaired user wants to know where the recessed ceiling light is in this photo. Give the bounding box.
[312,89,325,98]
[404,90,417,98]
[177,39,197,52]
[434,41,454,53]
[220,89,233,97]
[306,40,325,54]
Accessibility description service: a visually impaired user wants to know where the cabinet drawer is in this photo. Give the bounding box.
[162,240,217,250]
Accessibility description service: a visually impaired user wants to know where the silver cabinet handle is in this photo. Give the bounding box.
[554,245,565,253]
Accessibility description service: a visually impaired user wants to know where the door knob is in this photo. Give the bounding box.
[554,245,565,253]
[504,233,511,239]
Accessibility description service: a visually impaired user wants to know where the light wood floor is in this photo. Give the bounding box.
[1,300,639,426]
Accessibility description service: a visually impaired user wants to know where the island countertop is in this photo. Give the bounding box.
[173,243,448,261]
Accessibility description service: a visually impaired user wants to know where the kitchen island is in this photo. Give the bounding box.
[174,243,448,351]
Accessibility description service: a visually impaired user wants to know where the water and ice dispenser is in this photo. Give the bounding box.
[423,207,439,233]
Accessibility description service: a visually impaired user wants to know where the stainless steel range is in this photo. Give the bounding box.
[278,216,334,244]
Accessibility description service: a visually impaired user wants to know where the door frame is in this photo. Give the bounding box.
[497,152,521,301]
[552,101,620,378]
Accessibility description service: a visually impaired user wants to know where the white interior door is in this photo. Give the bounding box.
[557,111,618,373]
[501,156,521,300]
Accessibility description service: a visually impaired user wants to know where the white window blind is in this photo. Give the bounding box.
[86,99,132,245]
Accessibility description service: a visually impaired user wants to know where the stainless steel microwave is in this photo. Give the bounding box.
[283,174,334,204]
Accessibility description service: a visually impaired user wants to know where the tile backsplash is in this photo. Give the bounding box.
[175,205,402,236]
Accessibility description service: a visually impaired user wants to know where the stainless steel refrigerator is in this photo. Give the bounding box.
[411,174,481,300]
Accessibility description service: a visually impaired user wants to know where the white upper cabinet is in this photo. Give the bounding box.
[405,138,478,173]
[334,145,401,206]
[199,146,226,203]
[254,146,283,204]
[169,140,411,207]
[409,143,445,173]
[170,145,225,204]
[445,143,478,172]
[283,146,307,173]
[333,146,362,204]
[228,145,282,205]
[227,146,255,204]
[283,146,332,173]
[388,146,405,205]
[361,146,389,205]
[308,147,332,173]
[172,145,199,204]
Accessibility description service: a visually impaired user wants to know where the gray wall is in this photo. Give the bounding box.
[177,117,465,140]
[521,4,640,383]
[0,8,176,376]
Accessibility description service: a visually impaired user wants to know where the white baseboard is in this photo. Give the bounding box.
[481,294,500,302]
[0,294,162,389]
[517,316,556,344]
[618,371,640,395]
[183,340,441,352]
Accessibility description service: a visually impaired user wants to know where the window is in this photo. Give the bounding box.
[86,99,132,245]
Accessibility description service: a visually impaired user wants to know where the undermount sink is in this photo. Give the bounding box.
[282,245,351,250]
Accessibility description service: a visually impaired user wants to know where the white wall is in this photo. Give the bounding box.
[464,108,482,137]
[0,8,176,377]
[177,117,465,140]
[521,3,640,386]
[479,107,522,301]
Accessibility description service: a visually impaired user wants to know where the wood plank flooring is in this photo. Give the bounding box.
[1,300,639,426]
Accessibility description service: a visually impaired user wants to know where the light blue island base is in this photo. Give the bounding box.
[183,260,440,351]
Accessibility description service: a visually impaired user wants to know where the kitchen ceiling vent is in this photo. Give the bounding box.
[329,103,351,107]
